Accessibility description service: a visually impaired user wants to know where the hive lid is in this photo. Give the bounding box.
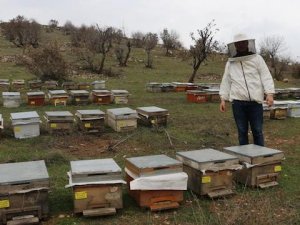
[223,144,283,159]
[107,107,136,116]
[92,90,111,94]
[126,154,181,169]
[11,111,39,120]
[136,106,168,113]
[27,91,45,96]
[0,79,9,82]
[0,160,49,184]
[70,90,89,94]
[28,80,42,83]
[76,109,105,116]
[111,90,129,94]
[71,158,121,175]
[206,88,220,92]
[45,111,73,117]
[176,149,238,164]
[49,90,67,94]
[2,92,21,96]
[12,80,25,84]
[91,80,105,84]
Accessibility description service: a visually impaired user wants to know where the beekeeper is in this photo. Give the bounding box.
[219,33,275,146]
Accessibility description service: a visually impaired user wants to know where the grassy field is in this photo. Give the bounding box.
[0,30,299,225]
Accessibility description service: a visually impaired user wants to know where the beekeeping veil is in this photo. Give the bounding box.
[227,33,256,60]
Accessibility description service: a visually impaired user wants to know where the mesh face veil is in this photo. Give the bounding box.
[227,39,256,58]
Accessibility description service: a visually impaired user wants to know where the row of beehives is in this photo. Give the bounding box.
[0,106,169,138]
[263,100,300,119]
[1,89,130,108]
[146,82,221,92]
[0,79,106,91]
[0,144,284,223]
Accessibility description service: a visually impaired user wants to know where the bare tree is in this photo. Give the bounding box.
[131,31,145,48]
[260,36,287,81]
[160,28,181,56]
[115,39,131,67]
[48,19,59,32]
[63,20,76,35]
[2,15,41,49]
[188,21,218,83]
[143,32,158,68]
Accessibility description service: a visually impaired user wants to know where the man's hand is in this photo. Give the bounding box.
[220,99,226,112]
[266,94,274,107]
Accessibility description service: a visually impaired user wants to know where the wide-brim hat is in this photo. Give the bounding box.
[228,33,255,44]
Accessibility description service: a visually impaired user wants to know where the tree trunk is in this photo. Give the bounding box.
[98,54,106,74]
[123,44,131,67]
[188,70,197,83]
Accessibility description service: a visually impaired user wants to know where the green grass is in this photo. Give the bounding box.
[0,29,299,225]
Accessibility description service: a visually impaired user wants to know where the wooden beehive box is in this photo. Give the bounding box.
[287,100,300,117]
[160,83,175,92]
[78,82,90,90]
[287,87,300,99]
[136,106,169,127]
[274,89,290,99]
[75,109,105,133]
[270,101,289,120]
[172,82,188,92]
[206,89,220,102]
[28,80,42,90]
[91,80,106,90]
[125,154,186,211]
[146,82,162,93]
[0,160,49,225]
[68,159,125,217]
[48,90,69,106]
[223,144,284,188]
[186,90,209,103]
[106,107,137,132]
[11,80,25,90]
[0,79,10,91]
[11,111,40,139]
[2,92,21,108]
[92,90,112,104]
[27,91,46,106]
[69,90,90,105]
[176,149,241,198]
[263,103,271,119]
[42,81,58,90]
[62,81,78,90]
[44,111,74,134]
[111,90,129,104]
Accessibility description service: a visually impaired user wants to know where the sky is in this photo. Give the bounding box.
[1,0,300,61]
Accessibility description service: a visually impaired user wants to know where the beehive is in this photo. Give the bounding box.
[136,106,169,127]
[0,79,10,91]
[197,83,221,90]
[26,91,46,106]
[0,160,49,225]
[67,159,125,217]
[125,154,187,211]
[75,109,105,133]
[263,103,271,119]
[2,92,21,108]
[44,111,74,134]
[186,90,209,103]
[11,111,40,139]
[62,81,78,90]
[206,88,220,102]
[111,90,129,104]
[286,100,300,118]
[48,90,69,106]
[70,90,90,105]
[287,87,300,99]
[172,82,190,92]
[274,88,290,99]
[176,149,241,197]
[28,80,42,90]
[270,101,289,119]
[106,107,137,132]
[91,80,106,90]
[11,80,25,90]
[43,81,58,90]
[223,144,284,188]
[91,90,112,104]
[78,82,90,90]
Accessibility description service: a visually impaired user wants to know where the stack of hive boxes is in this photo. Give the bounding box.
[75,109,105,133]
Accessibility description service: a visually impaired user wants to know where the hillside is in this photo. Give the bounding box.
[0,29,299,225]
